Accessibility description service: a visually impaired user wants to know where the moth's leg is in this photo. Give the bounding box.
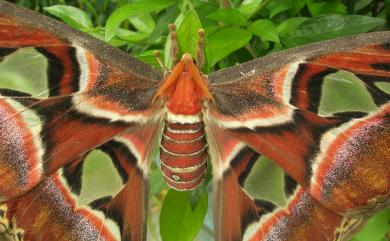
[0,205,24,241]
[0,204,9,234]
[7,216,24,241]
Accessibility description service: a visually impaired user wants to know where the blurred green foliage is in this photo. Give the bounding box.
[7,0,390,240]
[9,0,390,72]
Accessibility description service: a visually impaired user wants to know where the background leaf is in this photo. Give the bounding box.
[114,13,156,42]
[354,0,375,12]
[207,27,252,67]
[277,17,309,37]
[266,0,292,18]
[176,4,203,59]
[160,190,208,241]
[249,19,280,44]
[44,5,93,29]
[352,209,390,241]
[238,0,265,17]
[287,14,385,46]
[207,8,248,26]
[105,0,175,41]
[307,1,348,16]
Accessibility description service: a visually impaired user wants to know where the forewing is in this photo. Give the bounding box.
[0,1,165,241]
[0,1,163,200]
[207,32,390,240]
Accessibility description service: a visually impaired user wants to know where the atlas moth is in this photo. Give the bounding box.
[0,1,389,241]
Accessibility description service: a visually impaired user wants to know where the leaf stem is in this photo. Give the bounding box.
[248,0,272,19]
[245,43,257,58]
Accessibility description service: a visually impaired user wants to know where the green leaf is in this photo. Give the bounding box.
[129,13,155,35]
[277,17,308,36]
[176,4,203,58]
[105,0,175,41]
[88,31,129,47]
[164,2,207,68]
[113,13,155,42]
[288,14,385,46]
[266,0,292,18]
[249,19,280,44]
[160,190,208,241]
[207,27,252,67]
[145,6,179,45]
[189,161,211,211]
[116,28,149,42]
[353,208,390,241]
[207,8,248,26]
[204,25,219,35]
[238,0,264,17]
[148,163,168,194]
[354,0,374,12]
[44,5,93,29]
[189,187,206,211]
[289,0,307,16]
[307,1,347,16]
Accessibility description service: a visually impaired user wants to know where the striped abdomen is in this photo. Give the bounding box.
[160,121,207,191]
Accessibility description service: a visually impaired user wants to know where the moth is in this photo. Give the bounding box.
[0,1,389,241]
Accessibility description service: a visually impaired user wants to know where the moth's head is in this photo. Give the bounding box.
[152,51,214,110]
[152,25,213,106]
[180,53,194,64]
